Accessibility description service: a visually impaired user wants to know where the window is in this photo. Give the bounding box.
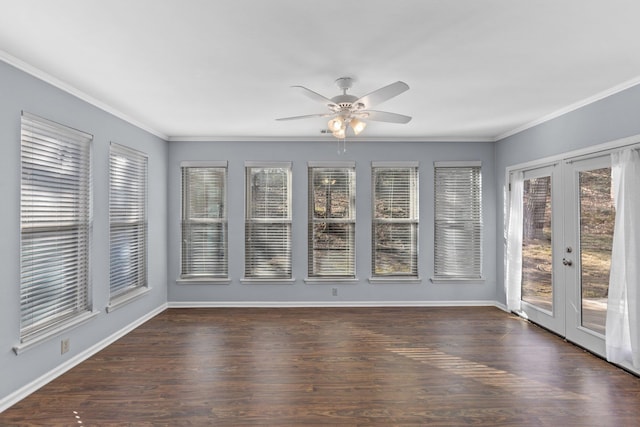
[433,161,482,280]
[19,112,93,344]
[181,162,228,281]
[244,162,292,280]
[109,143,148,306]
[308,162,356,279]
[372,162,419,279]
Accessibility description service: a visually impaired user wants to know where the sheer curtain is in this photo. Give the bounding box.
[505,171,524,312]
[606,148,640,368]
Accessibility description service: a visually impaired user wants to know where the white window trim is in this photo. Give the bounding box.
[304,278,360,284]
[109,142,148,304]
[243,161,293,280]
[180,161,229,281]
[176,278,232,285]
[430,277,486,284]
[106,287,151,313]
[240,278,296,284]
[307,161,357,280]
[19,111,94,344]
[13,310,100,355]
[371,161,420,280]
[431,160,484,283]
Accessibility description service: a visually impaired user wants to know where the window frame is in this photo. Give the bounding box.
[242,161,294,283]
[370,161,420,283]
[107,142,149,311]
[306,161,357,282]
[179,161,229,284]
[17,111,97,352]
[432,160,483,283]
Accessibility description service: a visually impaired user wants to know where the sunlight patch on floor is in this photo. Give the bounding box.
[304,319,587,401]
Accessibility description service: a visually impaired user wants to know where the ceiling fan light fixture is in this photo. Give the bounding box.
[328,117,344,132]
[332,127,346,139]
[350,118,366,135]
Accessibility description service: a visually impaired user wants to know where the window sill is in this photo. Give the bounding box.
[106,287,151,313]
[368,277,422,284]
[240,278,296,284]
[304,277,359,284]
[430,277,485,284]
[13,310,100,355]
[176,278,231,285]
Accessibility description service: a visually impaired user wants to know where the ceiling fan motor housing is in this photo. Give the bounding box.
[330,94,360,113]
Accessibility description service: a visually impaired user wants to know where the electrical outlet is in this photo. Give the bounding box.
[61,338,70,354]
[332,288,338,296]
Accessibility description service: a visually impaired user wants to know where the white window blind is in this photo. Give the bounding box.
[308,163,356,278]
[244,162,292,279]
[20,111,92,342]
[181,162,228,279]
[372,162,419,277]
[434,162,482,279]
[109,143,147,300]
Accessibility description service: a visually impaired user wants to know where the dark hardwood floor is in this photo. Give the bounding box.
[2,307,639,426]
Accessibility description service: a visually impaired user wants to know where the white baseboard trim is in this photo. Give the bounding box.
[493,302,509,312]
[168,300,505,309]
[0,303,168,413]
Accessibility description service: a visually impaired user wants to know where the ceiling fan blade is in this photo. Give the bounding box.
[291,85,339,109]
[276,113,333,121]
[358,110,412,124]
[353,81,409,109]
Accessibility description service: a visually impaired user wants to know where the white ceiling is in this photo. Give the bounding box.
[2,0,640,141]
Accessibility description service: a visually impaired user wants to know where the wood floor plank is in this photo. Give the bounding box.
[1,307,639,426]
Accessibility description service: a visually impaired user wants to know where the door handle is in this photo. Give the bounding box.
[562,258,573,266]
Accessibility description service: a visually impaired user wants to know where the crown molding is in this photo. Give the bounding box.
[167,135,494,143]
[0,50,168,140]
[496,76,640,142]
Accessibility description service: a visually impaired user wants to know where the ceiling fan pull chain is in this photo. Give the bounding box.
[336,137,347,155]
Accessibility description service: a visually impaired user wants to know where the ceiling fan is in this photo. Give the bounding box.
[276,77,412,138]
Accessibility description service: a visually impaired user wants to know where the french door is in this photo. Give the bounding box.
[564,154,614,355]
[519,164,565,333]
[515,154,614,357]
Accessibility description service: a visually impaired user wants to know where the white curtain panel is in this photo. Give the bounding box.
[505,171,524,312]
[606,148,640,368]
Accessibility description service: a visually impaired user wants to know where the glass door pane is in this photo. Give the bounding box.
[578,167,614,335]
[564,153,612,357]
[522,176,553,312]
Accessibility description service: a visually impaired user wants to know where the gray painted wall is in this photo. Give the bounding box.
[167,139,497,305]
[494,83,640,305]
[0,61,168,406]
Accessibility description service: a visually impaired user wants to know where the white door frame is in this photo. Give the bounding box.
[504,133,640,357]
